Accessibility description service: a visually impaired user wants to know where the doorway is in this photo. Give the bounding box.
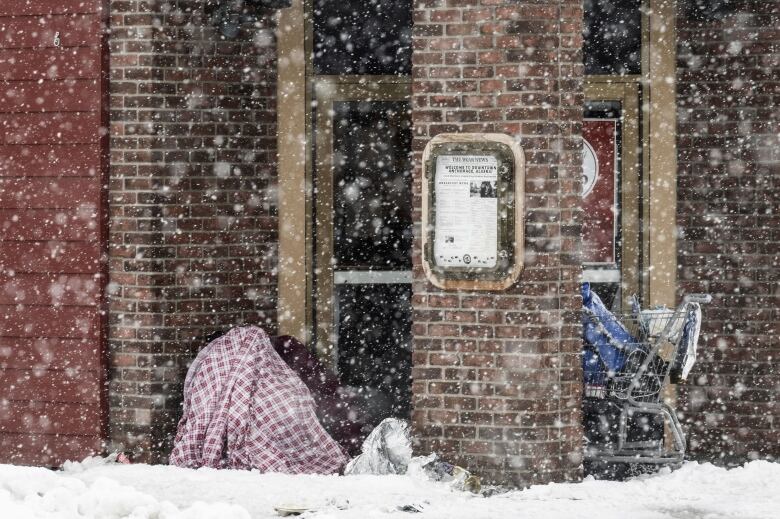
[582,0,679,310]
[582,80,641,311]
[583,0,643,310]
[313,81,413,418]
[290,0,417,419]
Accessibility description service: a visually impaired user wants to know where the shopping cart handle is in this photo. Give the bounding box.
[683,294,712,304]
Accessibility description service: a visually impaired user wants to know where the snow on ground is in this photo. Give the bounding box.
[0,459,778,519]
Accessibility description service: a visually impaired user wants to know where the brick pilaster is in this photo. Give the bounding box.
[410,0,584,486]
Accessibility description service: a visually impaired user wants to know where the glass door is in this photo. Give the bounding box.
[313,80,413,418]
[582,81,641,311]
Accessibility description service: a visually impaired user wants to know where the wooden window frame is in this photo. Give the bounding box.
[642,0,678,308]
[277,0,310,342]
[312,79,411,364]
[277,0,413,365]
[583,77,642,307]
[582,0,678,309]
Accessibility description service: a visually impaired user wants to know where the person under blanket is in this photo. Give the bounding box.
[169,326,348,474]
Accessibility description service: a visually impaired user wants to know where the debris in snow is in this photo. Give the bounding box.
[418,456,481,494]
[273,504,309,516]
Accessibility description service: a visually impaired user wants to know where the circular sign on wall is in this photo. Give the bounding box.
[581,139,599,197]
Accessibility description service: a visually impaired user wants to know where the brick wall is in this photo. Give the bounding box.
[108,0,278,460]
[677,0,780,463]
[410,0,584,486]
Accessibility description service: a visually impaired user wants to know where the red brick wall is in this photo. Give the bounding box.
[677,1,780,463]
[108,0,278,460]
[410,0,584,486]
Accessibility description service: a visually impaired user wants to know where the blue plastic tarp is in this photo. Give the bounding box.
[582,283,639,385]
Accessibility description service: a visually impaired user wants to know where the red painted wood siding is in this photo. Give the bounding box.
[0,0,106,466]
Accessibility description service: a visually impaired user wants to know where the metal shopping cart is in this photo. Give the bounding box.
[580,283,711,478]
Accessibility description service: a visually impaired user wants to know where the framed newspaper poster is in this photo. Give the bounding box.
[421,133,524,290]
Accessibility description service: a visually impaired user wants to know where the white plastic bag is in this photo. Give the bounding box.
[344,418,412,475]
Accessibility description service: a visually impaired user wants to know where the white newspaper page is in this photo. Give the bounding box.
[434,154,498,268]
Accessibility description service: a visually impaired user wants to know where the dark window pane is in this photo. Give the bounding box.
[336,283,412,418]
[584,0,642,75]
[313,0,412,75]
[332,101,413,269]
[681,0,737,22]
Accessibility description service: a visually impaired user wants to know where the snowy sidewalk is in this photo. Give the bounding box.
[1,459,778,519]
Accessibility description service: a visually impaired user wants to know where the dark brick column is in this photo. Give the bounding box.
[107,0,278,460]
[677,0,780,463]
[410,1,584,486]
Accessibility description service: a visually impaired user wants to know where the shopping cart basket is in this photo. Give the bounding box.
[581,285,711,475]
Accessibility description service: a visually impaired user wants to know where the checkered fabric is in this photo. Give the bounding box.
[169,326,348,474]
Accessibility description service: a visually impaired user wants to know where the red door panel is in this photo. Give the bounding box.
[0,144,102,177]
[0,1,106,466]
[0,1,102,17]
[0,209,100,241]
[0,47,101,81]
[0,79,100,112]
[0,241,102,273]
[0,434,102,466]
[0,336,102,371]
[0,14,100,49]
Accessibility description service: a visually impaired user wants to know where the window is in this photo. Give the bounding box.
[312,0,412,75]
[584,0,642,75]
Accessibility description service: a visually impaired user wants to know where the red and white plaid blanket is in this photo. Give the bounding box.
[169,326,348,474]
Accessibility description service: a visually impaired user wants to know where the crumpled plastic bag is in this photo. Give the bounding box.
[673,302,701,382]
[345,419,481,493]
[344,418,412,475]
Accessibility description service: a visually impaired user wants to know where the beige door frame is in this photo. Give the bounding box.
[277,0,414,360]
[312,78,411,365]
[581,0,678,310]
[582,1,678,425]
[643,0,678,308]
[277,0,310,342]
[583,77,642,308]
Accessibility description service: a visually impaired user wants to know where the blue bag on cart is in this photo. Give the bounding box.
[581,283,639,385]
